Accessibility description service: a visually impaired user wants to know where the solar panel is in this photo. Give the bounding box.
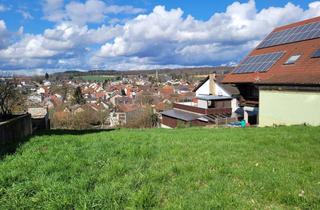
[258,21,320,49]
[233,52,284,74]
[311,49,320,58]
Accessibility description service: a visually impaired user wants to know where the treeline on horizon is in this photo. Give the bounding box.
[2,66,235,80]
[51,66,235,77]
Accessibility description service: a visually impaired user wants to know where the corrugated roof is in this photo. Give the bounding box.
[222,16,320,85]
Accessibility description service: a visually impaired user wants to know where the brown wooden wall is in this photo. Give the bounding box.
[162,115,214,128]
[161,115,178,128]
[0,114,33,156]
[173,103,206,114]
[173,102,232,115]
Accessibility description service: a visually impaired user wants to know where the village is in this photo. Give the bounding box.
[3,16,320,131]
[6,70,208,130]
[1,16,320,131]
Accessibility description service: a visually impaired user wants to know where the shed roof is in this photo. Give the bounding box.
[196,95,232,101]
[161,109,203,121]
[28,108,48,119]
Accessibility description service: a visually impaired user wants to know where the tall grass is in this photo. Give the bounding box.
[0,126,320,209]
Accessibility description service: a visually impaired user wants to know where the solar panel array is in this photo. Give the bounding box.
[233,52,284,74]
[258,21,320,49]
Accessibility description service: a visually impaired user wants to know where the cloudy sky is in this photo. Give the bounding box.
[0,0,319,75]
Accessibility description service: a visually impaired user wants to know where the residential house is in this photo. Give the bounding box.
[160,85,175,95]
[43,80,51,86]
[37,87,46,95]
[110,95,133,106]
[109,104,142,127]
[28,107,50,131]
[28,93,42,104]
[160,74,238,128]
[222,16,320,126]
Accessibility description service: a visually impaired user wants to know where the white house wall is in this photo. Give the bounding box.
[198,99,208,109]
[196,80,210,96]
[259,90,320,126]
[196,80,230,97]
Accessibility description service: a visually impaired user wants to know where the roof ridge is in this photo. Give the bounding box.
[274,16,320,32]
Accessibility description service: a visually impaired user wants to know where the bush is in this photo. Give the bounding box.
[52,109,107,130]
[124,108,159,129]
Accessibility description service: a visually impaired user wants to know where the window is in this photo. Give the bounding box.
[311,49,320,58]
[284,54,301,65]
[208,100,215,108]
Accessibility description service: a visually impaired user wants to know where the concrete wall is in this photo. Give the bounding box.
[0,114,32,154]
[259,90,320,126]
[231,98,239,113]
[198,99,207,109]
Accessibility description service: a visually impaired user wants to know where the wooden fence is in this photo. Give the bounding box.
[0,114,33,156]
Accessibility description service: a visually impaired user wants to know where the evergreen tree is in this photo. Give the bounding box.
[121,89,126,96]
[102,79,108,89]
[45,72,49,80]
[72,87,85,105]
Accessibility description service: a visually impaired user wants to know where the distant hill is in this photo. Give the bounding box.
[52,66,235,78]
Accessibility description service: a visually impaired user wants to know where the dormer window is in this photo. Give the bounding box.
[311,49,320,58]
[284,54,301,65]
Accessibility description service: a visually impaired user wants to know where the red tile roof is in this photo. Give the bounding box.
[160,85,174,95]
[94,92,106,98]
[223,16,320,85]
[118,104,139,113]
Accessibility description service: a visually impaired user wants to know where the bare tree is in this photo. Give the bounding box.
[125,107,159,128]
[0,80,24,119]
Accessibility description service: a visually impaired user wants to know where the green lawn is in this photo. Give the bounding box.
[1,126,320,209]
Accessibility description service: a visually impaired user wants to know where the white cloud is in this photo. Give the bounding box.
[305,1,320,17]
[93,1,320,69]
[104,5,146,14]
[42,0,65,22]
[0,4,7,12]
[65,0,107,25]
[17,9,34,20]
[0,20,6,32]
[43,0,146,25]
[0,22,122,70]
[1,0,320,74]
[0,20,10,49]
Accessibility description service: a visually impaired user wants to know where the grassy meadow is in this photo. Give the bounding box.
[0,126,320,209]
[77,75,118,82]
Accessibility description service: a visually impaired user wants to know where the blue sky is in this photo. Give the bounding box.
[0,0,319,75]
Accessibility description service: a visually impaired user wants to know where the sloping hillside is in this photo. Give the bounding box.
[0,126,320,209]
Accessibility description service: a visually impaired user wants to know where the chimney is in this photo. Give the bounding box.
[209,74,216,95]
